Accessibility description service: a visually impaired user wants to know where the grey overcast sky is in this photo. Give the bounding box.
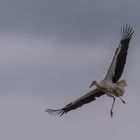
[0,0,140,140]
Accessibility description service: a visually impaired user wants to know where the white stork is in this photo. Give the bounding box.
[46,24,134,117]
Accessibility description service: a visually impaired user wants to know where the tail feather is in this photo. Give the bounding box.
[117,79,127,87]
[45,108,65,116]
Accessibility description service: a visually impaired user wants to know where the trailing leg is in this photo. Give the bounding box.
[110,95,116,118]
[113,89,126,104]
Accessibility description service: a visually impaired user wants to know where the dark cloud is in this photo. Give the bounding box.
[0,0,139,42]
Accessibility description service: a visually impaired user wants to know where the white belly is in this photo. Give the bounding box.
[114,87,125,96]
[106,86,125,97]
[97,80,125,97]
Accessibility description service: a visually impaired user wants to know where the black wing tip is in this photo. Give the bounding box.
[45,108,66,116]
[121,24,134,40]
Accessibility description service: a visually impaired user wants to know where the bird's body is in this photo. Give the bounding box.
[46,24,134,117]
[95,79,126,97]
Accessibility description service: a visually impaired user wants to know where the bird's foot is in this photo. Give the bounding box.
[110,111,113,118]
[118,96,126,104]
[122,100,126,104]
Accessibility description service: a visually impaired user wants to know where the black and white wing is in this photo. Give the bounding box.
[105,24,134,83]
[45,89,105,116]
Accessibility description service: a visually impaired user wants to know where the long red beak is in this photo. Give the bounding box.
[89,81,94,88]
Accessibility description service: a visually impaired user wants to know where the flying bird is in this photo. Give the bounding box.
[46,24,134,117]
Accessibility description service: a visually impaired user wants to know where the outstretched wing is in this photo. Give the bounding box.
[45,89,105,116]
[105,24,134,83]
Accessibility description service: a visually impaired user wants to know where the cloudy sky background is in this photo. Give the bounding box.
[0,0,140,140]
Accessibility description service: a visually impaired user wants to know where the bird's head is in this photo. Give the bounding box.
[89,80,97,88]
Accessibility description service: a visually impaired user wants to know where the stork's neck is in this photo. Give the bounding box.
[95,81,106,90]
[94,81,101,88]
